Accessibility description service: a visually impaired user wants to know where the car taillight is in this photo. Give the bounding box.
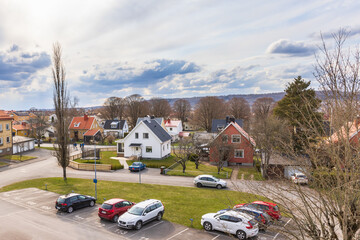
[261,215,266,223]
[246,221,253,229]
[108,209,114,213]
[61,203,67,206]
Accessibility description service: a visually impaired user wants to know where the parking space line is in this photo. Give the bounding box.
[273,219,291,240]
[166,228,189,240]
[211,234,220,240]
[128,221,164,238]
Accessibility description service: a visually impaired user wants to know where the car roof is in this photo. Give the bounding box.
[60,193,80,198]
[252,201,277,207]
[134,199,160,208]
[104,198,126,204]
[197,175,214,178]
[132,162,143,164]
[239,207,263,214]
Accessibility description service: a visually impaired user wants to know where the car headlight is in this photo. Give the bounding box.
[127,221,134,225]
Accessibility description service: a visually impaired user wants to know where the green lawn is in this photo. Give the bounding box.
[0,177,268,229]
[0,162,8,167]
[167,162,233,179]
[74,151,123,170]
[36,146,55,151]
[237,167,265,181]
[126,155,177,168]
[1,155,37,161]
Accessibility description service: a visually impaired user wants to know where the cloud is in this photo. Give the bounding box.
[266,39,317,57]
[309,26,360,40]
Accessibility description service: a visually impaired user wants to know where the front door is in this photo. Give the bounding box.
[133,147,141,157]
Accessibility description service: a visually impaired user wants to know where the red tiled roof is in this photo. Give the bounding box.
[0,110,13,121]
[330,120,360,143]
[69,115,95,130]
[165,120,181,127]
[233,122,256,146]
[84,129,100,136]
[13,124,30,130]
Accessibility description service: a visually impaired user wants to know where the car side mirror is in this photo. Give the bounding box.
[143,212,147,216]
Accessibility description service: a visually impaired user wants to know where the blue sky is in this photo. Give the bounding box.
[0,0,359,110]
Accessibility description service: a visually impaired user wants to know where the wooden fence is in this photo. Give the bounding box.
[68,160,111,171]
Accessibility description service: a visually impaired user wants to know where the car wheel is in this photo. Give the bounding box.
[112,215,119,223]
[135,221,142,230]
[156,212,163,221]
[203,221,212,231]
[67,206,74,213]
[197,182,202,188]
[216,184,222,189]
[89,200,95,207]
[236,230,246,240]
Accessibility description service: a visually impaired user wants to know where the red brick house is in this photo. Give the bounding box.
[209,121,255,166]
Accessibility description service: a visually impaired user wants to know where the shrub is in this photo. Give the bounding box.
[188,153,199,162]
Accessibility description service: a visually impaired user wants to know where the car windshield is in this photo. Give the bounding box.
[57,197,65,203]
[273,205,279,211]
[214,213,222,218]
[249,219,257,226]
[297,175,306,178]
[128,206,144,215]
[101,203,113,210]
[212,177,219,182]
[133,163,141,166]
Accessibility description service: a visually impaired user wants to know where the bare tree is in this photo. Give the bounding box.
[252,97,275,121]
[125,94,148,128]
[209,135,234,174]
[172,138,194,173]
[173,99,192,125]
[52,42,70,181]
[101,97,126,120]
[194,96,227,132]
[149,98,171,118]
[29,108,48,147]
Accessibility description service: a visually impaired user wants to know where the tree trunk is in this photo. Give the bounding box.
[182,164,186,173]
[63,166,67,181]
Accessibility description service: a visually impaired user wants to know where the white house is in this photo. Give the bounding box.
[164,119,183,141]
[116,117,172,159]
[48,114,57,123]
[103,120,129,138]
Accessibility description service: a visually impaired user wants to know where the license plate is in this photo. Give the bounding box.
[102,211,106,214]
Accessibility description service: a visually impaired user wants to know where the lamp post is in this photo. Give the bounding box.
[93,139,97,200]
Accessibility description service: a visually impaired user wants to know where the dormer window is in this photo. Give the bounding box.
[111,122,118,129]
[74,122,80,127]
[217,124,224,131]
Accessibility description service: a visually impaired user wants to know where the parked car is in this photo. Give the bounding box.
[129,162,146,172]
[201,210,259,239]
[55,193,96,213]
[291,172,308,185]
[118,199,164,230]
[194,175,227,189]
[98,198,134,222]
[234,201,281,220]
[34,139,43,144]
[234,207,272,231]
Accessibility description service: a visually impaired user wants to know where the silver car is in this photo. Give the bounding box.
[194,175,227,189]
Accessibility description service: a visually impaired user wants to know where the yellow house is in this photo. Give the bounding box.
[0,111,13,156]
[12,123,31,137]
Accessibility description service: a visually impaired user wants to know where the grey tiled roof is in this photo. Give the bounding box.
[137,117,163,126]
[211,119,243,133]
[103,120,126,130]
[142,119,171,143]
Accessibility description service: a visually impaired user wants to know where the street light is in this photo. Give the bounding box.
[93,139,97,200]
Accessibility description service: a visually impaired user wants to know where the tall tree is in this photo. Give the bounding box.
[125,94,148,128]
[29,108,48,147]
[252,97,275,121]
[173,99,191,125]
[273,76,322,153]
[101,97,126,120]
[228,97,251,131]
[149,98,171,118]
[194,96,226,132]
[52,42,70,181]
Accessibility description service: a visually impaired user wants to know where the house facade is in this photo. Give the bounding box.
[211,116,243,133]
[12,122,31,137]
[164,119,183,141]
[117,118,171,159]
[68,115,101,141]
[0,111,13,157]
[103,120,129,138]
[209,121,255,166]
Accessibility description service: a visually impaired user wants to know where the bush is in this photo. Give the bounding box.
[188,153,199,162]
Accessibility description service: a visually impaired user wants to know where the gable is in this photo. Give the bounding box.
[214,122,255,146]
[69,116,95,130]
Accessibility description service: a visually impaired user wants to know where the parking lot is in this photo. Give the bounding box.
[0,188,289,239]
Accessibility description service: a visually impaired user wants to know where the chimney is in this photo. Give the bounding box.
[22,122,26,126]
[144,115,151,122]
[84,114,88,121]
[150,115,155,119]
[230,117,235,123]
[225,116,230,124]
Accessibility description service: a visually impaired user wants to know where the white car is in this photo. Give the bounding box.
[194,175,227,189]
[201,210,259,239]
[291,172,308,184]
[117,199,164,230]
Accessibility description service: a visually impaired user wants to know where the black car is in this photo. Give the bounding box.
[55,193,96,213]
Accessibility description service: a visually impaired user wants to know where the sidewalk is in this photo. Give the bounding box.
[231,166,239,181]
[111,157,129,169]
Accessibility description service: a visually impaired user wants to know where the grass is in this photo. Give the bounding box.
[1,155,37,161]
[0,162,8,167]
[36,146,55,151]
[237,167,265,181]
[126,155,177,168]
[74,151,123,170]
[0,177,268,229]
[167,162,233,179]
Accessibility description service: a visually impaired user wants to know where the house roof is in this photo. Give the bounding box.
[330,120,360,143]
[215,122,256,146]
[13,124,30,131]
[211,118,243,133]
[142,119,172,143]
[13,111,30,117]
[165,120,181,128]
[69,115,95,130]
[13,136,34,143]
[0,110,13,121]
[84,129,100,136]
[103,120,126,130]
[137,117,163,126]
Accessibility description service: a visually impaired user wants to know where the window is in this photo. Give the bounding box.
[135,133,139,139]
[234,149,244,158]
[74,122,80,127]
[6,124,9,130]
[0,124,2,132]
[163,145,165,151]
[232,134,241,143]
[135,147,139,151]
[0,137,3,145]
[111,122,118,129]
[219,215,230,221]
[167,143,169,149]
[0,150,2,153]
[69,196,78,203]
[146,146,152,153]
[217,124,224,131]
[221,135,228,143]
[6,137,10,143]
[143,133,149,139]
[78,195,86,200]
[169,127,173,131]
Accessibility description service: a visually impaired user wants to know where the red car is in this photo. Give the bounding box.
[234,201,281,220]
[98,199,134,222]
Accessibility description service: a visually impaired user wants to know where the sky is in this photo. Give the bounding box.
[0,0,360,110]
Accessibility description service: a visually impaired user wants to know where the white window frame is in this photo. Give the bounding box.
[0,137,3,145]
[234,149,244,158]
[222,135,228,143]
[143,133,149,139]
[0,124,2,132]
[231,134,241,143]
[135,132,139,139]
[146,146,152,153]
